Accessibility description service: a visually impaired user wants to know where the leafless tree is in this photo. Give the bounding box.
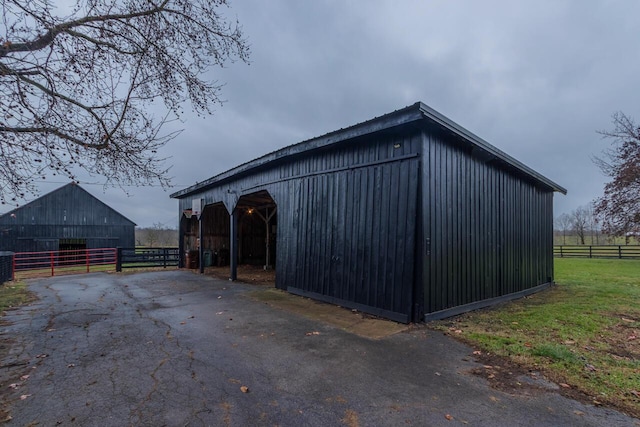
[555,213,573,245]
[593,112,640,236]
[584,206,601,245]
[572,206,590,245]
[135,222,177,247]
[0,0,249,204]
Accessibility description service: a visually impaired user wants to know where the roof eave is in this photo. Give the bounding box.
[170,103,425,199]
[418,103,567,195]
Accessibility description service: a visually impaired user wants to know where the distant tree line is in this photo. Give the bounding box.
[554,205,639,245]
[556,111,640,245]
[135,223,178,247]
[555,205,602,245]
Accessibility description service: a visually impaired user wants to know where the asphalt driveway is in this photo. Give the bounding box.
[0,271,637,426]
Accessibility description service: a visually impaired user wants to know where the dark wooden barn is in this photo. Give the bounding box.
[0,183,135,252]
[171,102,566,323]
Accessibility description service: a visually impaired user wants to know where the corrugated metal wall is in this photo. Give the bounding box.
[423,131,554,315]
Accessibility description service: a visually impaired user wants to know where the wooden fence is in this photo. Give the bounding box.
[116,247,179,271]
[554,245,640,259]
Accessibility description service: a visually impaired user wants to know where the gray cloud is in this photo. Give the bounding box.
[20,0,640,226]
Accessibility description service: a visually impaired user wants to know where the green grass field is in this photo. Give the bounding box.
[433,258,640,417]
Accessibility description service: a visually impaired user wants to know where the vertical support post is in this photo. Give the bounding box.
[199,216,204,274]
[589,246,592,259]
[11,253,15,281]
[50,251,55,277]
[178,215,185,268]
[116,247,122,272]
[163,248,167,268]
[619,245,622,259]
[265,207,271,270]
[230,208,238,281]
[86,248,90,273]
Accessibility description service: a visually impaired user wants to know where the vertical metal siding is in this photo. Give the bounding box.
[423,131,554,314]
[286,155,419,322]
[0,184,135,251]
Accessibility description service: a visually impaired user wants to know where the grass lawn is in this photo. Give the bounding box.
[0,280,35,316]
[432,258,640,417]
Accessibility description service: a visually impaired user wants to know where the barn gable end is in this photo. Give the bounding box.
[0,183,135,252]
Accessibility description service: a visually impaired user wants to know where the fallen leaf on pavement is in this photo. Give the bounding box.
[240,386,249,393]
[559,383,571,389]
[8,384,19,390]
[20,395,31,400]
[305,331,320,336]
[20,375,29,381]
[445,414,453,420]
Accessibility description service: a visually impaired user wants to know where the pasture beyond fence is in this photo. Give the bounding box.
[554,245,640,259]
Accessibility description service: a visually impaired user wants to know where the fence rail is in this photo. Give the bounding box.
[116,247,179,271]
[4,247,179,281]
[554,245,640,259]
[13,248,117,279]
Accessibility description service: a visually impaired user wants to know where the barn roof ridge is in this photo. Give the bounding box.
[0,182,137,226]
[171,101,566,199]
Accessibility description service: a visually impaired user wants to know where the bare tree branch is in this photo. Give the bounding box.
[0,0,250,204]
[593,112,640,236]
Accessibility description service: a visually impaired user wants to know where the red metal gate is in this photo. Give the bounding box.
[12,248,117,279]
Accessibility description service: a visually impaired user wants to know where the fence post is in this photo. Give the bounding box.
[619,245,622,259]
[163,248,167,268]
[50,251,55,276]
[589,246,592,258]
[116,247,122,272]
[560,246,563,258]
[11,253,15,281]
[86,249,90,273]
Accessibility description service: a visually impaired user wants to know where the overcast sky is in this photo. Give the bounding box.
[22,0,640,227]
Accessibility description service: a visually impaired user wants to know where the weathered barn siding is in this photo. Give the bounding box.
[0,183,135,252]
[172,102,565,323]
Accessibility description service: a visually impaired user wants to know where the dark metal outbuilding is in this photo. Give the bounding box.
[0,183,135,252]
[171,102,566,323]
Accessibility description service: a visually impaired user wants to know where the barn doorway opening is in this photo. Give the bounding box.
[59,238,87,265]
[233,190,277,284]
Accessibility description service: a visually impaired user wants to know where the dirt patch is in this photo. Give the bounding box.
[601,315,640,360]
[450,338,640,420]
[203,265,275,286]
[248,288,407,339]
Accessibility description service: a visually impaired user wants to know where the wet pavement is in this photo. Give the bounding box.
[1,271,638,426]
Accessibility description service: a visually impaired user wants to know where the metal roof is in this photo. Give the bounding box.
[171,102,566,198]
